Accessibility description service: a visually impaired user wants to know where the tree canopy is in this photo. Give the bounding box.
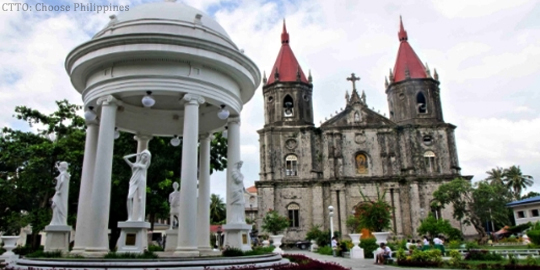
[431,178,512,243]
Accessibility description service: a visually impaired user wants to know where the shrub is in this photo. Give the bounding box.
[526,255,537,266]
[346,215,361,233]
[148,244,163,252]
[222,247,245,257]
[464,250,503,261]
[359,237,378,258]
[356,185,392,232]
[448,240,462,249]
[316,246,333,255]
[103,250,158,259]
[527,230,540,245]
[261,210,290,235]
[449,250,462,266]
[26,250,63,258]
[465,240,480,250]
[243,246,274,256]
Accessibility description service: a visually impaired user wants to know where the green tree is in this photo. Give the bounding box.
[522,191,540,200]
[0,100,86,248]
[472,180,511,231]
[418,215,452,238]
[432,178,488,243]
[210,194,226,224]
[504,165,534,200]
[486,167,505,186]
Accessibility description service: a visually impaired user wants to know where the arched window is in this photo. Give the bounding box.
[424,151,436,173]
[283,95,294,117]
[416,92,427,114]
[354,111,361,122]
[355,153,368,174]
[285,155,298,176]
[287,203,300,227]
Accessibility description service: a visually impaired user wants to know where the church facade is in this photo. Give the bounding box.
[255,19,474,242]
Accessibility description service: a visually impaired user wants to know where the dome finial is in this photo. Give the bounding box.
[398,15,408,42]
[281,19,289,44]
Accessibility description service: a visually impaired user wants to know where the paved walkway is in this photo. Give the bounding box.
[283,250,427,270]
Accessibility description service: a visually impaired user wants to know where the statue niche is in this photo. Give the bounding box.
[355,153,368,174]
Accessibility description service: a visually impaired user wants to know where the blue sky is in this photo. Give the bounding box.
[1,0,540,201]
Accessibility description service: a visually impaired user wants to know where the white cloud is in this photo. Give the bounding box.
[1,0,539,202]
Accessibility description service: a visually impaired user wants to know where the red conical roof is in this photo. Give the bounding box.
[266,20,309,85]
[392,17,427,83]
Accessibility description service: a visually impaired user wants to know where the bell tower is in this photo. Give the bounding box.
[262,20,314,127]
[386,17,444,125]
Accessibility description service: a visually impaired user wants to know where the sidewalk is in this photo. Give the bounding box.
[283,250,426,270]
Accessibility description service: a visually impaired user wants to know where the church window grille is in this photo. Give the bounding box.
[287,203,300,227]
[355,153,368,174]
[424,151,436,173]
[416,92,427,114]
[283,95,294,117]
[285,155,298,176]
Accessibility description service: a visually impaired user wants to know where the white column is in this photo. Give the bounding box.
[134,134,152,153]
[71,120,99,253]
[85,95,119,255]
[225,117,241,222]
[197,133,212,252]
[132,134,152,222]
[175,94,205,256]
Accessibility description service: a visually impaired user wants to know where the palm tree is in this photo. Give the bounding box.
[504,165,534,200]
[485,167,505,186]
[210,194,226,224]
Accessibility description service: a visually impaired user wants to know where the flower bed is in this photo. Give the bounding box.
[213,254,351,270]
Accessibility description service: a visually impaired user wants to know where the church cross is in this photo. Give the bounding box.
[347,73,360,90]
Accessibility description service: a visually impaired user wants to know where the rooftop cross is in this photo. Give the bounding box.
[347,73,360,90]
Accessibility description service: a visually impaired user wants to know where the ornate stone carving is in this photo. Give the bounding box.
[354,133,366,144]
[285,139,298,150]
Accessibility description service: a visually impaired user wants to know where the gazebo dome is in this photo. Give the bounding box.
[93,0,237,50]
[66,0,260,136]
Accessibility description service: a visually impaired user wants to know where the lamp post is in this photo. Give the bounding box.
[329,205,335,257]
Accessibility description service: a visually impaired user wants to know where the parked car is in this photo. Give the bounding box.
[295,240,312,250]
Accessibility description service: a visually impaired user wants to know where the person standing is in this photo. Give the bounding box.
[331,237,338,257]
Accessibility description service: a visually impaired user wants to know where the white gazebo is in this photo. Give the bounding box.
[65,0,260,257]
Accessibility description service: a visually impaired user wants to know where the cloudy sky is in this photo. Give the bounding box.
[1,0,539,201]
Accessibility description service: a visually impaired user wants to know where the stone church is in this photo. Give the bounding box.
[255,19,474,242]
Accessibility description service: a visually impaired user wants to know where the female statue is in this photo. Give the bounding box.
[50,162,70,225]
[124,150,151,221]
[230,161,246,223]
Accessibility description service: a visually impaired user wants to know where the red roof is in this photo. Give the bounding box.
[392,17,427,83]
[246,186,257,193]
[266,20,309,85]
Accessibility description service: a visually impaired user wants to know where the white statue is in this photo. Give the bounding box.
[230,161,246,223]
[169,182,181,229]
[50,162,70,226]
[124,150,151,221]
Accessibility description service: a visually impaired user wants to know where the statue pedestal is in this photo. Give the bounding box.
[222,223,252,251]
[164,229,178,252]
[44,225,72,253]
[116,221,150,254]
